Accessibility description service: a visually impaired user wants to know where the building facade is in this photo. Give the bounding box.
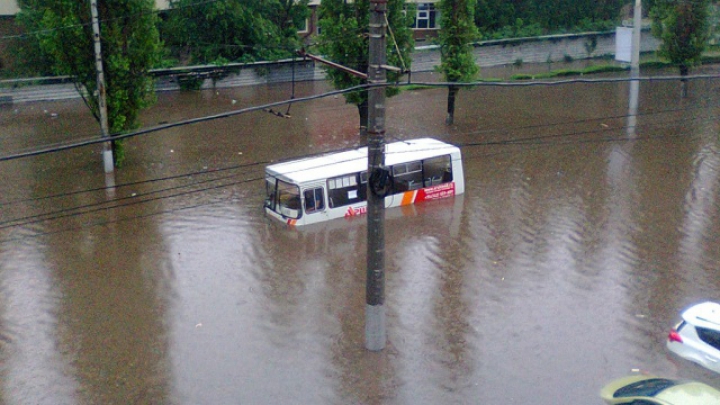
[0,0,439,72]
[0,0,17,16]
[0,0,441,41]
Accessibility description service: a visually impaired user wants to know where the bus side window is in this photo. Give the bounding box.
[391,162,423,193]
[327,174,363,208]
[304,188,325,214]
[423,155,452,185]
[359,171,368,201]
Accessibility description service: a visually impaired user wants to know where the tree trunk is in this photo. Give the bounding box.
[358,98,369,137]
[112,139,125,168]
[680,64,689,98]
[446,85,458,125]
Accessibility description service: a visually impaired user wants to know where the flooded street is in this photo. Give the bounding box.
[2,66,720,404]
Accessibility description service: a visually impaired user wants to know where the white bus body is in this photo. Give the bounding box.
[264,138,464,226]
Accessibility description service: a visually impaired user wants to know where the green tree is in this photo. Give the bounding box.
[475,0,624,38]
[475,0,516,35]
[438,0,479,125]
[163,0,309,65]
[16,0,162,167]
[651,0,710,91]
[316,0,414,135]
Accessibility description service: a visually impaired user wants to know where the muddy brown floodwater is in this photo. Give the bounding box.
[1,66,720,405]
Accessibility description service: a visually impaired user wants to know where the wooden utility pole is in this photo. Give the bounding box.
[90,0,114,174]
[365,0,388,352]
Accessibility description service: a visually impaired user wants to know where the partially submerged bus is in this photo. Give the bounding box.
[264,138,464,226]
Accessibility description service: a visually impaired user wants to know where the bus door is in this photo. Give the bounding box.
[303,186,326,216]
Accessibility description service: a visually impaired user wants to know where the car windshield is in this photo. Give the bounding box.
[614,378,679,398]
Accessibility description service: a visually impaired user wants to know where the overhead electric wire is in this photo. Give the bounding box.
[0,175,265,245]
[4,85,715,165]
[1,118,716,243]
[3,95,710,222]
[3,110,713,244]
[408,98,719,142]
[4,72,720,164]
[5,103,716,234]
[0,83,373,162]
[2,73,720,242]
[2,73,719,210]
[0,172,264,233]
[0,160,267,207]
[0,162,268,229]
[3,71,718,165]
[406,73,720,88]
[457,108,718,147]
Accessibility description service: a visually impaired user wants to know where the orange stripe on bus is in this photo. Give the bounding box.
[401,191,416,206]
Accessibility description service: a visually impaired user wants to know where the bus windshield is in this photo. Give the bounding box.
[266,178,302,219]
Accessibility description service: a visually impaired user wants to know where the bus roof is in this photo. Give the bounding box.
[265,138,461,185]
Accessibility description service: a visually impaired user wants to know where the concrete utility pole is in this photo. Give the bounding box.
[631,0,642,78]
[627,0,642,136]
[90,0,114,174]
[365,0,388,352]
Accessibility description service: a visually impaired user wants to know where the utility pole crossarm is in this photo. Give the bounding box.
[297,49,368,79]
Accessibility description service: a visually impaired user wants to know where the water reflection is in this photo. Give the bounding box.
[0,240,78,405]
[627,79,640,137]
[390,196,476,403]
[49,220,172,404]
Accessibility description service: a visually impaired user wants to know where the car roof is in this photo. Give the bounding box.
[601,375,720,405]
[682,301,720,330]
[655,381,720,405]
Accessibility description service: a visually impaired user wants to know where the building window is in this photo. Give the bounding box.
[297,18,309,34]
[413,3,439,29]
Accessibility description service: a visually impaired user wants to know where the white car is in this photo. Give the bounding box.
[667,301,720,374]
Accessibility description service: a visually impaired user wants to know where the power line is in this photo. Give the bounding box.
[0,83,373,162]
[4,103,717,230]
[2,109,717,242]
[0,175,264,245]
[3,114,714,243]
[4,93,713,215]
[3,72,720,163]
[0,160,264,206]
[0,172,263,233]
[2,73,719,238]
[0,162,267,228]
[408,73,720,88]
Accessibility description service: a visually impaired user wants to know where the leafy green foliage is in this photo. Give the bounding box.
[316,0,414,107]
[163,0,309,65]
[16,0,162,167]
[651,0,710,75]
[475,0,625,39]
[438,0,479,124]
[438,0,479,83]
[10,6,53,76]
